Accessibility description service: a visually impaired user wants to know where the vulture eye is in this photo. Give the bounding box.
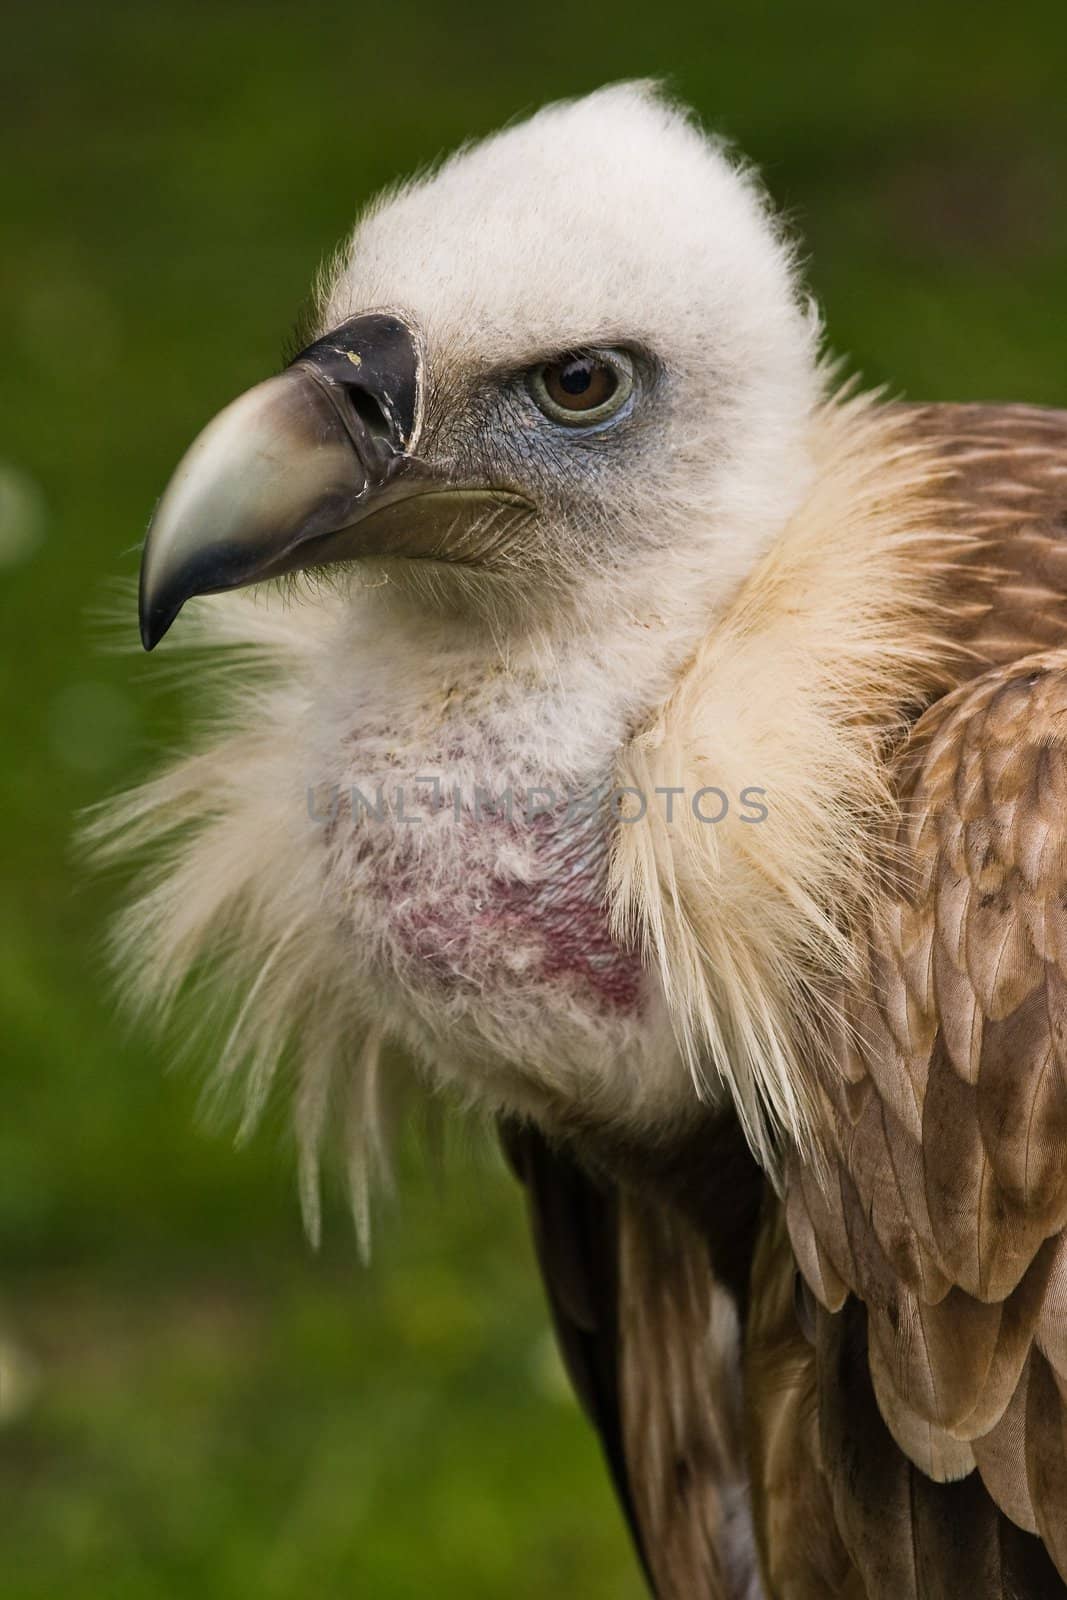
[528,349,634,427]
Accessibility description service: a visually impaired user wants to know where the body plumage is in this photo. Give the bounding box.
[95,85,1067,1597]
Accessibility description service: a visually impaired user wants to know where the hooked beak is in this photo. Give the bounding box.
[138,312,529,650]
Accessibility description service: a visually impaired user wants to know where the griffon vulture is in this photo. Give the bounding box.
[94,83,1067,1598]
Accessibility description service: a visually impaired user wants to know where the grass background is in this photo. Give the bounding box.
[2,2,1066,1594]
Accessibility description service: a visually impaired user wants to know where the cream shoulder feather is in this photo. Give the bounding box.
[610,386,974,1172]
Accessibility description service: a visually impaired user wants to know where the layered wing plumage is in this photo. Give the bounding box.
[786,405,1067,1593]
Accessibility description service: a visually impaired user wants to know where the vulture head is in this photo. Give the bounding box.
[140,83,819,655]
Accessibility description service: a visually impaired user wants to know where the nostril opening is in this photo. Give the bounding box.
[348,388,392,442]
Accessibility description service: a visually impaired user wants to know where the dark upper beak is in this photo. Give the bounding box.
[138,313,423,650]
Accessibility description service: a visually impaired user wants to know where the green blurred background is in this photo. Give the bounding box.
[2,2,1066,1594]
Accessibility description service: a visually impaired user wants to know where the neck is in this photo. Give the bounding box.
[331,521,807,783]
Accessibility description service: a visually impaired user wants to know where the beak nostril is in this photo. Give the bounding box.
[348,388,392,443]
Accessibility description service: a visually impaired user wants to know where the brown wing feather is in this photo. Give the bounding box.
[787,404,1067,1593]
[616,1193,763,1600]
[816,1297,1064,1599]
[503,1118,766,1599]
[745,1196,863,1597]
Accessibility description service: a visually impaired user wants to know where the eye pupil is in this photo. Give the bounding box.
[559,360,593,395]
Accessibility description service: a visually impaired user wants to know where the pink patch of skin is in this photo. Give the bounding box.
[338,789,646,1014]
